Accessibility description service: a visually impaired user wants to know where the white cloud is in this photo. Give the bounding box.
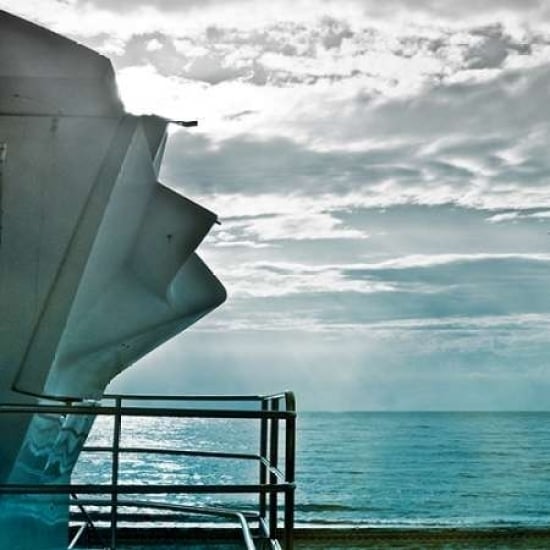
[197,311,550,334]
[212,260,397,298]
[149,57,550,219]
[206,252,550,300]
[486,210,550,223]
[146,37,163,51]
[358,252,550,269]
[8,0,550,36]
[216,211,367,242]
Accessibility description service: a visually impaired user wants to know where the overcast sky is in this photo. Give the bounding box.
[5,0,550,409]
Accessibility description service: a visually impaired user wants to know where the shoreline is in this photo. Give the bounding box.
[72,526,550,549]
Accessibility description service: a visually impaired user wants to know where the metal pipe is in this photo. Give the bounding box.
[284,392,296,550]
[0,404,293,420]
[269,399,280,541]
[104,393,266,401]
[110,396,122,550]
[259,399,268,520]
[83,445,261,462]
[0,483,295,495]
[70,498,260,519]
[75,499,259,550]
[67,524,86,550]
[70,493,108,548]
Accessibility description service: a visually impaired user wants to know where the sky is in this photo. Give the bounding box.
[5,0,550,410]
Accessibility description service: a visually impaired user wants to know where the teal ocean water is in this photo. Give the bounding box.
[72,412,550,528]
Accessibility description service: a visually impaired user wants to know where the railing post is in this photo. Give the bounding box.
[268,398,279,541]
[284,392,296,550]
[111,396,122,550]
[259,399,268,523]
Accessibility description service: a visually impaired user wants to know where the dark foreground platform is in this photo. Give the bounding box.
[72,526,550,549]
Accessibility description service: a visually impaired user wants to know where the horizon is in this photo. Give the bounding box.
[301,408,550,413]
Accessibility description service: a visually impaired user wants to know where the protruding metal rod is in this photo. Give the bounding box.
[171,120,198,127]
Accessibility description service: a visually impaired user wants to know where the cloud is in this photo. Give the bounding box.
[216,211,367,242]
[5,0,550,409]
[486,210,550,223]
[24,0,550,29]
[198,254,550,334]
[103,18,550,93]
[353,252,550,269]
[210,260,397,298]
[5,1,550,86]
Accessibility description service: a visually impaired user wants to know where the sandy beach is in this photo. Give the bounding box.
[76,527,550,549]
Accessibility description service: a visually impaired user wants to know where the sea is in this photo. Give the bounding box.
[72,411,550,530]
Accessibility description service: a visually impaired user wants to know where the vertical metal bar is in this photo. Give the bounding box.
[259,399,268,522]
[284,392,296,550]
[269,398,279,541]
[0,142,6,245]
[111,396,122,550]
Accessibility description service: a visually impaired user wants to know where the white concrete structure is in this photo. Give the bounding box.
[0,10,226,549]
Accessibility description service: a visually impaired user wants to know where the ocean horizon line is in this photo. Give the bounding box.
[301,409,550,413]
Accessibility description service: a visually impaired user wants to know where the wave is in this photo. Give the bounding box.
[295,503,362,513]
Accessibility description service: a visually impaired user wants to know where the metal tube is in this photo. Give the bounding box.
[0,483,293,495]
[259,399,268,521]
[70,493,107,548]
[73,498,259,550]
[284,392,296,550]
[83,445,261,461]
[103,393,265,401]
[0,404,293,420]
[67,524,86,550]
[110,396,122,550]
[269,399,279,541]
[70,498,260,518]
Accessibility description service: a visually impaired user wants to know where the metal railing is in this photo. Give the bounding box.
[0,391,297,550]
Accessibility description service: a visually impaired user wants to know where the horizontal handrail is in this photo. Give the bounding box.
[0,404,295,419]
[104,393,267,401]
[83,445,261,461]
[103,392,294,403]
[0,483,295,495]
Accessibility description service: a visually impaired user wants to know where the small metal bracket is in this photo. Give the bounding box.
[171,120,198,127]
